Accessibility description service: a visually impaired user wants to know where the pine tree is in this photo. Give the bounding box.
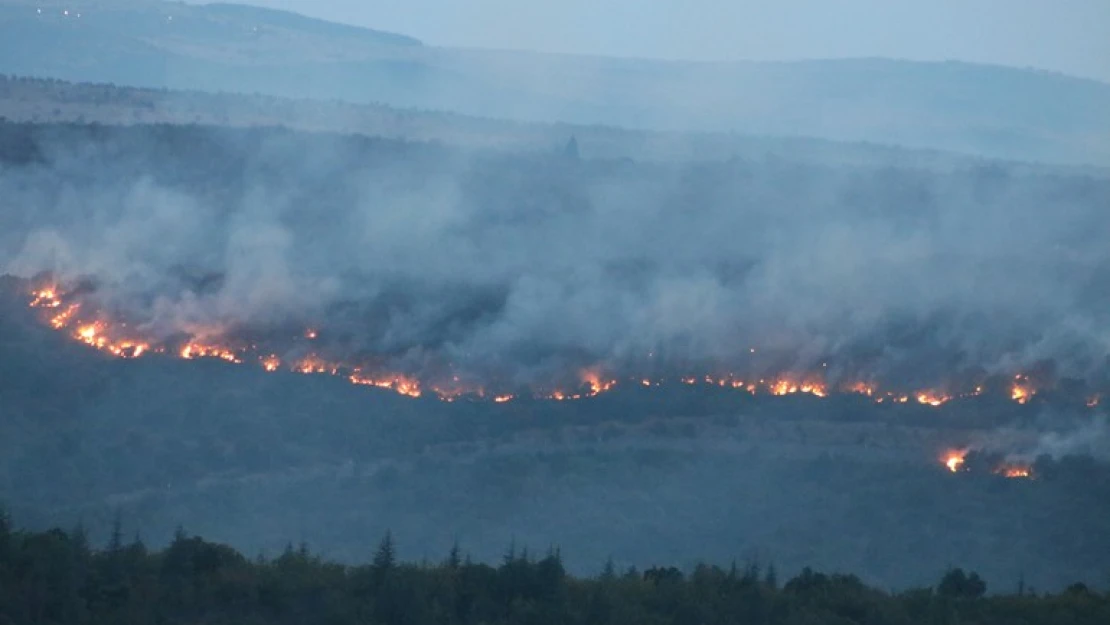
[600,556,616,580]
[109,509,124,553]
[446,539,462,570]
[373,530,395,572]
[764,563,778,589]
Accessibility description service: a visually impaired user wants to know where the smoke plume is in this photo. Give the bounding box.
[2,123,1110,395]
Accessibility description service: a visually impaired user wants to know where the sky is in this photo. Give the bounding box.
[191,0,1110,82]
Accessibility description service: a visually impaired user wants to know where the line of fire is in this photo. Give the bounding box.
[29,282,1102,480]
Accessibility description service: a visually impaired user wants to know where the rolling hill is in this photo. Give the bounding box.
[1,0,1109,165]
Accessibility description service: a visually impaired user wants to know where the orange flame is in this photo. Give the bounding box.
[581,370,616,396]
[996,465,1032,479]
[799,381,827,397]
[293,356,339,375]
[106,340,150,359]
[49,303,79,329]
[1011,374,1035,404]
[180,343,242,364]
[915,391,950,407]
[30,288,62,308]
[943,450,967,473]
[348,372,422,398]
[23,284,1109,412]
[848,382,875,397]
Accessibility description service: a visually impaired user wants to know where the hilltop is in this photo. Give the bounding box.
[1,0,1108,165]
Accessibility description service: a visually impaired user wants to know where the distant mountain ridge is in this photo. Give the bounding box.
[1,0,1108,166]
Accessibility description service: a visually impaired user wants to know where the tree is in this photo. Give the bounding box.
[446,539,462,570]
[937,568,987,599]
[643,566,684,586]
[372,530,395,573]
[108,510,124,553]
[600,556,616,580]
[764,563,779,589]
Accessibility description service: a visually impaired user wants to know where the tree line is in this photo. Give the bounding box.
[1,509,1106,625]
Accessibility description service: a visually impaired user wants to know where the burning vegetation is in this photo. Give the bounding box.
[940,448,1035,479]
[24,284,1108,412]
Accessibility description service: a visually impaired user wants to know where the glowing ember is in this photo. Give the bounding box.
[848,382,875,397]
[348,372,422,398]
[770,380,796,396]
[996,465,1032,479]
[30,288,62,308]
[581,370,616,396]
[107,341,149,359]
[22,283,1110,411]
[943,450,967,473]
[1011,374,1035,404]
[294,356,337,375]
[77,323,100,342]
[799,382,827,397]
[762,378,827,397]
[180,344,242,364]
[50,304,80,329]
[915,391,950,407]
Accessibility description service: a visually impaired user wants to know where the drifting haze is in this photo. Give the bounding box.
[5,2,1110,165]
[3,124,1110,394]
[201,0,1110,82]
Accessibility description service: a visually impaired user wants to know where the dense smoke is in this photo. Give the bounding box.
[2,123,1110,394]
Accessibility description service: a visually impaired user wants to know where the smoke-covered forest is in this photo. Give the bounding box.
[2,1,1109,621]
[3,120,1110,389]
[2,118,1110,593]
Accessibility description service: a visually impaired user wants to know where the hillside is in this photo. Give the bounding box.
[1,0,1108,165]
[3,273,1110,591]
[2,119,1110,590]
[4,74,1074,172]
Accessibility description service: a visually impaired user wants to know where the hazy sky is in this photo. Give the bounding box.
[196,0,1110,81]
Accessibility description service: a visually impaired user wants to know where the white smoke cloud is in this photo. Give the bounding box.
[2,123,1110,393]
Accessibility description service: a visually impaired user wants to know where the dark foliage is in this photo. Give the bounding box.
[0,517,1106,625]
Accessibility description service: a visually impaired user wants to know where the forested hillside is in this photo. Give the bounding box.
[2,119,1110,590]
